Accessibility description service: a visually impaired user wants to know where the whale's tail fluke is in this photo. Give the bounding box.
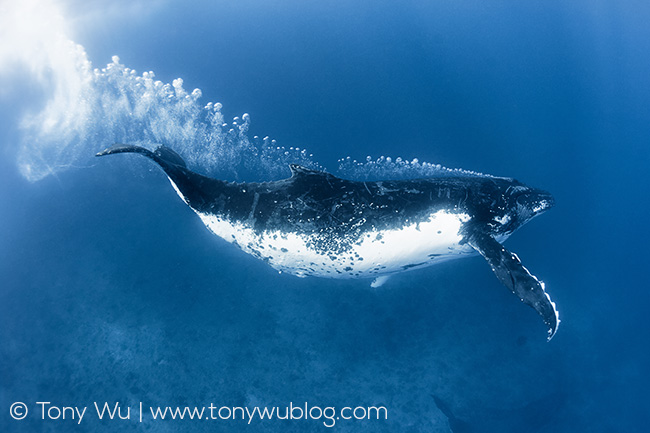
[96,144,187,169]
[96,144,226,211]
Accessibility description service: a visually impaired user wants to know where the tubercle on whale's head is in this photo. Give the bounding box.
[487,179,555,235]
[515,186,555,216]
[509,182,555,218]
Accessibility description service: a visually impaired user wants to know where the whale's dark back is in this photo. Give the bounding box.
[97,145,550,239]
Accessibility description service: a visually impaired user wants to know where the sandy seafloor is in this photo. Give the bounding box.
[1,1,649,431]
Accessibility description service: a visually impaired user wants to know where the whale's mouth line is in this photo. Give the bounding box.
[515,189,555,216]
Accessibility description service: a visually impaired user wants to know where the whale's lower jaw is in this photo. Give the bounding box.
[194,209,477,279]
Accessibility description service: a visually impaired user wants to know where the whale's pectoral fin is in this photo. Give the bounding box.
[467,231,559,340]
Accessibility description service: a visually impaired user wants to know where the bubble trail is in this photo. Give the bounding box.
[1,0,492,183]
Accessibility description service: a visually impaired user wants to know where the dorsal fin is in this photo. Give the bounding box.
[289,164,328,177]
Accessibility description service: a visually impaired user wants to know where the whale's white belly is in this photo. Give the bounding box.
[195,209,477,279]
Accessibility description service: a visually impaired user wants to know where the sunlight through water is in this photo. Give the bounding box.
[1,0,491,183]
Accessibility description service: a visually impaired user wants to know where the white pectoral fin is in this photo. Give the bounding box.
[371,275,391,288]
[468,231,560,341]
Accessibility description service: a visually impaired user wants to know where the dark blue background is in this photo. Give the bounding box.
[1,0,648,431]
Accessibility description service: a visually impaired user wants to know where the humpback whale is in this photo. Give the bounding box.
[96,144,559,339]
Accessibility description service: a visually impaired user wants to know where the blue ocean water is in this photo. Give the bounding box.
[1,0,648,431]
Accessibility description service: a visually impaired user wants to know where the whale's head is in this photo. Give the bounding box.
[488,180,555,236]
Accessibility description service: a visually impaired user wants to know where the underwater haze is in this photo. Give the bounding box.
[1,0,649,431]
